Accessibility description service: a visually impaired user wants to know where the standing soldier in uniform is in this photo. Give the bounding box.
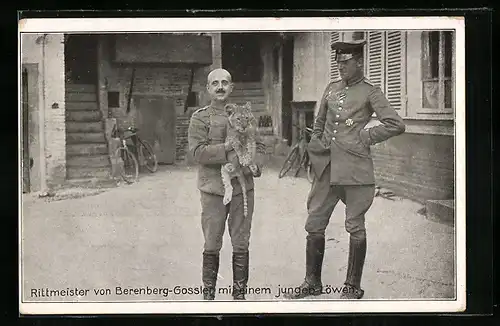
[188,68,264,301]
[286,34,406,300]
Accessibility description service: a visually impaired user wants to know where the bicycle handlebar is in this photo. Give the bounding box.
[113,126,139,140]
[292,123,314,134]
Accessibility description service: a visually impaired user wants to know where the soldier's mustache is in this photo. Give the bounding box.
[216,89,225,94]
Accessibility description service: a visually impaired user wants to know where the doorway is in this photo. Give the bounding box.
[21,64,41,193]
[221,33,263,83]
[281,37,294,146]
[133,95,177,164]
[64,34,98,85]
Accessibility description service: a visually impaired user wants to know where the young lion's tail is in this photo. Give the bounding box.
[243,191,248,218]
[238,173,248,218]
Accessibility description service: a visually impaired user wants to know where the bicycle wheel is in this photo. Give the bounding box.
[140,140,158,173]
[115,147,139,184]
[278,146,299,179]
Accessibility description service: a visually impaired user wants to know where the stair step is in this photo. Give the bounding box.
[66,110,102,122]
[229,94,265,100]
[67,166,111,180]
[67,121,104,133]
[230,89,265,96]
[66,92,97,102]
[425,199,454,226]
[233,82,263,90]
[66,102,99,111]
[66,84,97,93]
[67,143,108,156]
[230,99,266,106]
[67,132,106,144]
[67,154,110,168]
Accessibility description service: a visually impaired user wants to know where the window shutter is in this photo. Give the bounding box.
[330,32,340,81]
[366,31,385,92]
[385,31,406,111]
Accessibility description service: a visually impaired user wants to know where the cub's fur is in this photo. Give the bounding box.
[221,102,259,217]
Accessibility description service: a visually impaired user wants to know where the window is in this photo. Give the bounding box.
[186,91,198,107]
[329,30,455,133]
[330,31,406,114]
[108,91,120,108]
[329,32,341,81]
[421,31,453,110]
[365,31,406,113]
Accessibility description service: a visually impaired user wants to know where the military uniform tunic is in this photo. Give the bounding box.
[187,105,265,254]
[304,75,405,239]
[307,76,406,185]
[188,105,263,196]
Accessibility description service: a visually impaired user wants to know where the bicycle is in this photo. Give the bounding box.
[113,126,158,184]
[124,126,158,173]
[278,123,314,183]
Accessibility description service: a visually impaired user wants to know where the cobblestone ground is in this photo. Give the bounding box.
[21,163,455,303]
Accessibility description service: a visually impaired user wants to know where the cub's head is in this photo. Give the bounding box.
[225,102,256,133]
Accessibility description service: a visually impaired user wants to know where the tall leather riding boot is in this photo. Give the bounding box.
[202,252,219,300]
[285,235,325,299]
[340,236,367,299]
[232,251,249,300]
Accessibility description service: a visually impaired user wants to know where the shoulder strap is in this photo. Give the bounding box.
[193,105,209,115]
[363,77,375,86]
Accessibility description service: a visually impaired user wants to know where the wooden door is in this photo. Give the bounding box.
[134,95,176,164]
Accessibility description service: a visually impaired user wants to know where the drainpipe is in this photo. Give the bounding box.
[37,34,48,195]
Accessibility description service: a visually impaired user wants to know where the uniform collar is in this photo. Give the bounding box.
[343,71,365,87]
[208,103,227,115]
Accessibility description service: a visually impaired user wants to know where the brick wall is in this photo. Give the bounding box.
[101,34,224,162]
[175,115,191,161]
[372,133,454,203]
[107,65,210,161]
[21,33,66,190]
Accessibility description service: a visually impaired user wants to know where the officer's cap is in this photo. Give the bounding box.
[331,31,366,62]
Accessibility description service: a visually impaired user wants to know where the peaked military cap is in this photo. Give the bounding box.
[331,31,366,62]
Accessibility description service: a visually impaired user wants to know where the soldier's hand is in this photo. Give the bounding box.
[250,164,262,178]
[307,134,328,153]
[227,150,239,166]
[224,140,233,152]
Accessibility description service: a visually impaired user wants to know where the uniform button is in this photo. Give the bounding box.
[335,122,339,125]
[345,86,349,90]
[333,130,337,133]
[336,114,340,118]
[339,100,344,104]
[338,107,343,111]
[332,137,336,140]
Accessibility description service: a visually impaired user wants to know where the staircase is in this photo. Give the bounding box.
[229,82,266,116]
[65,84,111,182]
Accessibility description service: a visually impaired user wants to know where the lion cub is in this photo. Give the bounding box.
[221,102,259,217]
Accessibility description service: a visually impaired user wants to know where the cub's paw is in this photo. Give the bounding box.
[225,163,235,173]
